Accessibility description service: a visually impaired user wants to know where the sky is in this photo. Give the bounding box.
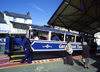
[0,0,63,26]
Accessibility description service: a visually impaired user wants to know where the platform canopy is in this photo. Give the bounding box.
[48,0,100,34]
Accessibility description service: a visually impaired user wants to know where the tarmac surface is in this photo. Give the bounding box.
[0,55,100,72]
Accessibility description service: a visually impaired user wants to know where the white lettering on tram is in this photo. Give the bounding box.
[77,45,82,48]
[59,44,67,48]
[71,45,76,48]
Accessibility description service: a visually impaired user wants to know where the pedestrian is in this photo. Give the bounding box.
[82,42,90,69]
[65,39,74,65]
[20,34,32,63]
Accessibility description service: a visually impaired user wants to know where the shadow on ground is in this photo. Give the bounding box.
[91,55,100,72]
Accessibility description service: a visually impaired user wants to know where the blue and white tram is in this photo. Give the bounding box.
[5,25,97,60]
[5,25,83,60]
[29,26,82,52]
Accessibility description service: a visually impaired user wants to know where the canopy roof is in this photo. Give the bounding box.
[48,0,100,34]
[11,21,29,30]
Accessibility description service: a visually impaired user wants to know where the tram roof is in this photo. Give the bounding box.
[11,21,79,36]
[48,0,100,34]
[31,25,79,36]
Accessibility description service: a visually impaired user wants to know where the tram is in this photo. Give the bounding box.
[5,25,96,60]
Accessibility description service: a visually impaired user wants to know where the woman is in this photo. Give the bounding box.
[82,42,90,69]
[65,39,74,65]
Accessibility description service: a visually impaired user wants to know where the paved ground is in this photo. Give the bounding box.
[0,56,100,72]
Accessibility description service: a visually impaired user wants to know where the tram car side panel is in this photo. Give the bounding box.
[31,40,82,52]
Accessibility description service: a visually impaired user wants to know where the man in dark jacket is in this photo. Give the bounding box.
[20,34,32,63]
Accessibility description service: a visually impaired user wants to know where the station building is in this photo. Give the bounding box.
[0,11,32,36]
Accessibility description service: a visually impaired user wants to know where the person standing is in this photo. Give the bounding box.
[82,42,90,69]
[65,39,74,65]
[20,34,32,63]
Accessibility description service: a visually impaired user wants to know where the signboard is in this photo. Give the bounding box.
[31,40,82,52]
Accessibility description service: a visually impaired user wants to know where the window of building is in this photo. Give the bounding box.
[24,19,27,23]
[13,17,16,22]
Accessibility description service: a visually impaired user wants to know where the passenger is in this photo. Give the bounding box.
[20,34,32,63]
[51,34,60,41]
[34,33,39,40]
[82,42,90,69]
[65,39,74,65]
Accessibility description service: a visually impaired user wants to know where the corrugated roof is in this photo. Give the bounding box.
[48,0,100,34]
[10,21,29,30]
[5,11,32,19]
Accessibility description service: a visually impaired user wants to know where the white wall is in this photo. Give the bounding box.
[3,13,32,33]
[95,32,100,45]
[0,23,10,32]
[25,19,32,24]
[15,18,24,23]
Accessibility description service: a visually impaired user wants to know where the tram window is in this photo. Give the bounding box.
[66,35,75,42]
[72,36,75,42]
[76,36,82,42]
[11,34,25,38]
[30,29,48,40]
[59,34,64,41]
[51,34,59,41]
[39,36,47,40]
[51,33,64,41]
[38,31,48,40]
[0,34,8,38]
[30,30,38,39]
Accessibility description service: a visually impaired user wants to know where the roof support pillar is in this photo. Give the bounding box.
[68,28,70,32]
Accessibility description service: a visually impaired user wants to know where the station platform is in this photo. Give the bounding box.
[0,55,100,72]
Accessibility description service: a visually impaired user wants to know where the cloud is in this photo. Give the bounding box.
[30,3,45,13]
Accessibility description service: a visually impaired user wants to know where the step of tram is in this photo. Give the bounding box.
[10,54,25,62]
[11,55,25,58]
[10,59,22,62]
[10,59,28,62]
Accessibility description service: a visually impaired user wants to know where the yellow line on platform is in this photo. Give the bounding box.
[0,63,33,69]
[0,60,62,69]
[0,56,82,69]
